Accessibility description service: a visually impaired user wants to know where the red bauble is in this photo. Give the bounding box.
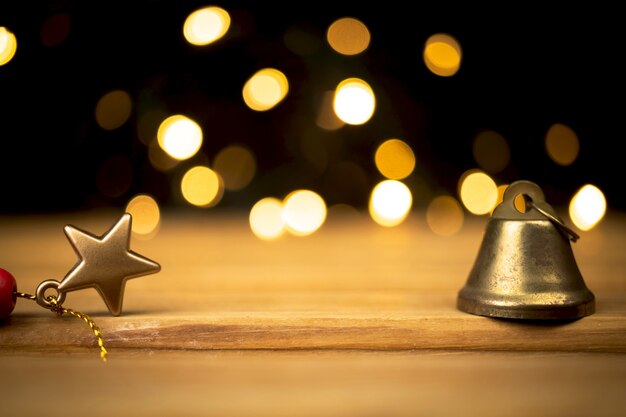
[0,268,17,319]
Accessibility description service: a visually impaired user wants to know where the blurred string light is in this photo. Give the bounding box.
[569,184,606,231]
[458,170,498,215]
[326,17,371,55]
[181,166,223,207]
[493,184,526,213]
[157,115,203,160]
[125,194,160,238]
[96,156,133,198]
[284,25,322,56]
[183,6,230,46]
[248,191,327,240]
[333,78,376,125]
[242,68,289,111]
[40,13,70,47]
[369,180,412,227]
[545,123,579,166]
[423,33,462,77]
[472,130,510,173]
[283,190,327,236]
[327,203,360,221]
[426,195,464,236]
[213,145,257,191]
[148,139,179,172]
[375,139,416,179]
[95,90,132,130]
[316,90,345,130]
[249,197,286,241]
[0,27,17,66]
[138,109,168,146]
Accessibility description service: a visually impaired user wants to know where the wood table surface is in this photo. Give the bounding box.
[1,210,625,416]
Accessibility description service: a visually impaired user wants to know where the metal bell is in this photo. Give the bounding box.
[457,180,595,320]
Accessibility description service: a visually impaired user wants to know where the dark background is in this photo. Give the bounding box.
[0,1,622,213]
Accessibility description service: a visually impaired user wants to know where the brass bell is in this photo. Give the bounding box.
[457,180,595,320]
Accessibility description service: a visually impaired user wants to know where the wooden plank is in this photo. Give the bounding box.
[1,212,625,354]
[1,350,625,417]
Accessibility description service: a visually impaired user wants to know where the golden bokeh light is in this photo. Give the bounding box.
[426,195,464,236]
[157,115,203,160]
[326,17,371,56]
[375,139,416,180]
[283,190,327,236]
[316,90,345,130]
[369,180,413,227]
[183,6,230,46]
[181,166,223,207]
[242,68,289,111]
[494,184,526,213]
[327,203,360,221]
[545,123,580,166]
[569,184,606,231]
[213,145,257,191]
[249,197,286,241]
[459,171,498,215]
[0,27,17,66]
[472,130,510,173]
[424,33,462,77]
[138,109,168,146]
[333,78,376,125]
[148,139,179,172]
[126,194,160,238]
[95,90,132,131]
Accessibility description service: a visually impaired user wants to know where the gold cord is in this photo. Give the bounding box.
[15,291,108,362]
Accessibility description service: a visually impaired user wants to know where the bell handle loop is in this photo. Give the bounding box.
[525,198,580,242]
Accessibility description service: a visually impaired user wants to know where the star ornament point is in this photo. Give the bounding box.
[58,213,161,316]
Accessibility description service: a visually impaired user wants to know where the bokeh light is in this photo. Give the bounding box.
[459,170,498,215]
[126,194,160,237]
[40,13,70,47]
[249,197,286,241]
[181,166,223,207]
[472,130,510,173]
[569,184,606,231]
[369,180,412,227]
[96,156,133,198]
[95,90,132,130]
[326,17,371,56]
[183,6,230,46]
[157,115,203,160]
[283,190,327,236]
[148,139,180,172]
[494,184,527,213]
[316,90,345,130]
[213,145,257,191]
[242,68,289,111]
[375,139,416,180]
[426,195,464,236]
[423,33,462,77]
[138,109,168,146]
[0,27,17,66]
[333,78,376,125]
[545,123,580,166]
[284,25,322,56]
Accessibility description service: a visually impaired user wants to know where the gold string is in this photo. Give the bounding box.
[15,291,108,362]
[14,291,36,301]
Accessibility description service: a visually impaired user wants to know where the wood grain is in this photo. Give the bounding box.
[0,211,625,416]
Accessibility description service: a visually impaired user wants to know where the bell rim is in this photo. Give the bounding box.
[457,295,595,320]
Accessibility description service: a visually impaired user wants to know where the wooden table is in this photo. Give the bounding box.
[1,210,625,416]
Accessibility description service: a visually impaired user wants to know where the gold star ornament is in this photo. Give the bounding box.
[57,213,161,316]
